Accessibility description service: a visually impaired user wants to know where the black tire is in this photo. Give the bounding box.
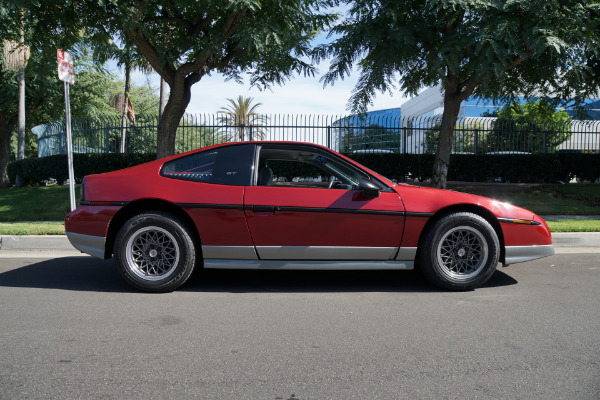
[114,212,197,292]
[419,212,500,291]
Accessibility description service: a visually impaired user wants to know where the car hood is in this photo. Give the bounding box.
[392,183,538,221]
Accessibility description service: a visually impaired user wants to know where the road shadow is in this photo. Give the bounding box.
[0,256,517,293]
[182,268,517,293]
[0,257,133,293]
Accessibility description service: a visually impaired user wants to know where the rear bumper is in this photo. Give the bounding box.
[66,231,106,259]
[504,244,555,265]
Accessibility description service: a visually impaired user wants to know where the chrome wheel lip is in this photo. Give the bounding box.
[436,225,489,281]
[125,226,180,281]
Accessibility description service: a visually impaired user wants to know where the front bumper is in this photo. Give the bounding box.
[66,231,106,259]
[504,244,555,265]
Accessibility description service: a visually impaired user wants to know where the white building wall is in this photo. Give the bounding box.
[559,121,600,152]
[401,84,444,119]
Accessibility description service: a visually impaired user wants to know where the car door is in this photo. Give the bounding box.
[160,143,258,260]
[244,144,406,260]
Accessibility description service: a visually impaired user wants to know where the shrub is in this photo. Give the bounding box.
[7,151,599,186]
[345,153,600,183]
[7,153,156,185]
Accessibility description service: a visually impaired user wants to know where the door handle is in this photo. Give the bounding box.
[252,205,276,213]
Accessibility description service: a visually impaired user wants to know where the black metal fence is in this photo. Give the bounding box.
[32,114,600,157]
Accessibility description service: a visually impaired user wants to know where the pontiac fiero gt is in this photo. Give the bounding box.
[65,142,554,292]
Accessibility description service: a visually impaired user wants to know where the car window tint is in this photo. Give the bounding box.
[162,144,254,186]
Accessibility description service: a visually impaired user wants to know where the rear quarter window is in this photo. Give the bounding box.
[161,144,255,186]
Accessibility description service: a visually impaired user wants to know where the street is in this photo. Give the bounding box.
[1,254,599,399]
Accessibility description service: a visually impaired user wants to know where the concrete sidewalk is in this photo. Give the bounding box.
[1,233,599,254]
[0,235,74,251]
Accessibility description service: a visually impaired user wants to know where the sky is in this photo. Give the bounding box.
[120,4,411,116]
[130,62,409,116]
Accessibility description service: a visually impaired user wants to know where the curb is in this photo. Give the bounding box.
[0,235,74,251]
[1,233,599,252]
[541,215,600,220]
[550,232,600,248]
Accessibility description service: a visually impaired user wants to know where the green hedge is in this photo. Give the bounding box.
[349,153,600,183]
[7,152,600,186]
[7,153,157,185]
[350,154,435,182]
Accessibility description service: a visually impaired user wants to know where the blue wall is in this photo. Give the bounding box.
[461,97,600,119]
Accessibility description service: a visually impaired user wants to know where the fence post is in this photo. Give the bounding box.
[543,131,547,154]
[60,125,66,155]
[35,114,600,156]
[105,126,110,153]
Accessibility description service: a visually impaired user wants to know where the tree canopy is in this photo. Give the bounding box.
[77,0,336,158]
[0,2,159,186]
[0,3,85,186]
[489,100,573,153]
[317,0,597,188]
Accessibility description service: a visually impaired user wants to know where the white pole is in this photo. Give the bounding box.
[64,81,76,211]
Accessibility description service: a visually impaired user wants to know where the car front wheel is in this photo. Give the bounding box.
[114,212,197,292]
[419,212,500,291]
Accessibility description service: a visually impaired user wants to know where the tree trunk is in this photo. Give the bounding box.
[156,79,192,159]
[0,115,15,188]
[432,78,463,189]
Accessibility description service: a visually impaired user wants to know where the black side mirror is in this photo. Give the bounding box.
[358,178,380,198]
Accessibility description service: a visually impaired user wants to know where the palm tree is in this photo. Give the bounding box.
[217,96,269,141]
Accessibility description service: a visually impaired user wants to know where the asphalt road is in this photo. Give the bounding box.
[0,254,599,400]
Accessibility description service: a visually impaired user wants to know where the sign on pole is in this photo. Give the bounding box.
[57,49,74,84]
[58,49,76,211]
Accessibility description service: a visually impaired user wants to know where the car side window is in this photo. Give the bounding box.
[257,147,367,190]
[161,144,255,186]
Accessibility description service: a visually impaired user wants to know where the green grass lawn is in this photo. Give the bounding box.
[0,183,598,234]
[0,185,80,222]
[0,222,66,235]
[448,183,600,215]
[2,219,597,235]
[546,219,600,232]
[508,184,600,215]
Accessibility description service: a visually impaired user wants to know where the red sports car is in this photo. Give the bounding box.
[65,142,554,292]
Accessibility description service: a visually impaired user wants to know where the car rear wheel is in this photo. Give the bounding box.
[114,212,197,292]
[419,212,499,291]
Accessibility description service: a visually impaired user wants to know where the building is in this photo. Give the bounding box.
[401,84,600,120]
[332,107,402,153]
[336,85,600,154]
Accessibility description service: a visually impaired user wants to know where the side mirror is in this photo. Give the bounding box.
[358,178,380,198]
